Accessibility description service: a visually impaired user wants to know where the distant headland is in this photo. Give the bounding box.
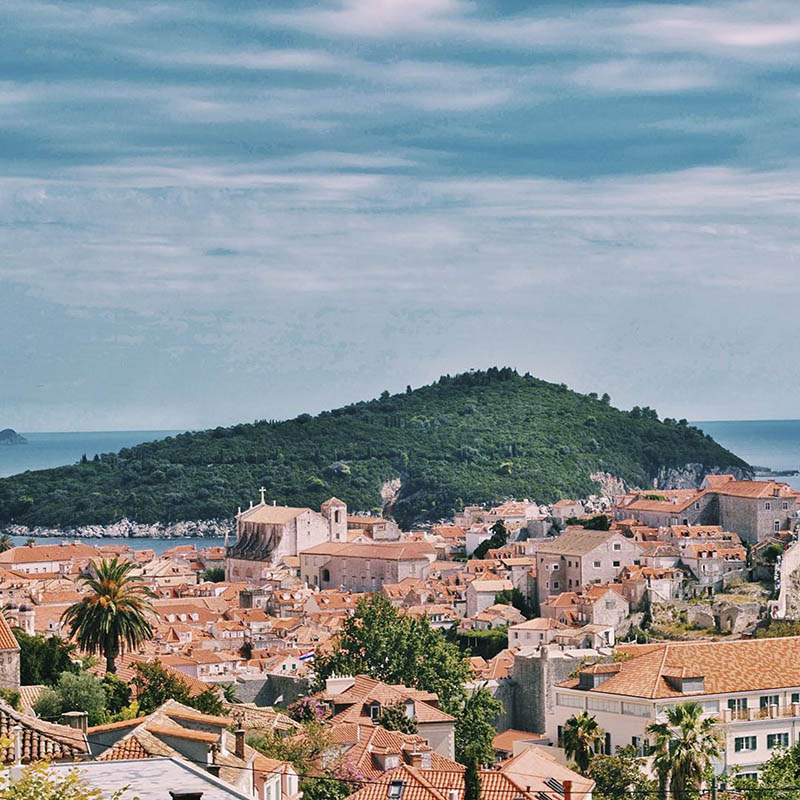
[0,429,27,446]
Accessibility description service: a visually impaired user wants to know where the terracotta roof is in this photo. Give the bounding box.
[565,637,800,698]
[0,700,89,763]
[537,529,624,556]
[239,504,310,525]
[492,729,547,752]
[0,542,99,565]
[301,542,435,560]
[715,481,797,499]
[0,613,18,651]
[147,723,219,743]
[96,735,153,761]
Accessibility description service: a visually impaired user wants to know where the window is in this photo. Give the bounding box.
[792,693,799,705]
[695,502,701,510]
[783,502,789,510]
[766,502,771,511]
[368,702,381,721]
[775,521,781,533]
[604,732,612,755]
[556,693,585,709]
[622,702,651,717]
[761,695,780,710]
[388,780,405,800]
[321,568,330,583]
[553,581,560,590]
[631,736,647,756]
[740,773,758,782]
[683,518,689,526]
[613,561,620,568]
[587,697,620,713]
[557,725,564,747]
[768,733,790,749]
[552,563,560,570]
[613,542,621,551]
[593,561,601,568]
[735,736,757,752]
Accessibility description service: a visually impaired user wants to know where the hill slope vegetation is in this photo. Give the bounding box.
[0,368,749,529]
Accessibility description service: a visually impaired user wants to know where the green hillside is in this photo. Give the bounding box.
[0,368,749,529]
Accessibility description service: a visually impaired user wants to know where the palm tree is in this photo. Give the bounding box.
[61,557,155,674]
[563,711,605,773]
[0,534,12,553]
[646,701,721,800]
[221,683,240,704]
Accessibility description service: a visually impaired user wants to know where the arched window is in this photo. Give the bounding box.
[322,568,331,583]
[334,510,341,524]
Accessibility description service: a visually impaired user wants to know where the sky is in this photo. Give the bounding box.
[3,0,800,431]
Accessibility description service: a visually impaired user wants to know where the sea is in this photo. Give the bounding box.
[1,422,799,547]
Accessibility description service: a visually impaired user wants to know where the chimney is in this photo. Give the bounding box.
[563,779,572,800]
[408,750,423,768]
[234,727,246,760]
[60,711,88,733]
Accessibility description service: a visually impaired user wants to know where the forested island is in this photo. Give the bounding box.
[0,368,749,529]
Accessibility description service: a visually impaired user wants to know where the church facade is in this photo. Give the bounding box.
[225,492,347,582]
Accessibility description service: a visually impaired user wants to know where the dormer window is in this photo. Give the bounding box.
[388,780,404,800]
[369,701,381,721]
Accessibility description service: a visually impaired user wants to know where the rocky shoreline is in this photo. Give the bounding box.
[1,517,234,540]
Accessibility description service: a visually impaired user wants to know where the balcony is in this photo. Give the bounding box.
[722,704,800,723]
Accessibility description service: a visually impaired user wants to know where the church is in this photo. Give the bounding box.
[225,491,347,581]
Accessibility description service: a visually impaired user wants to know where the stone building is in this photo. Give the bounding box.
[299,541,436,592]
[226,492,347,581]
[535,529,642,602]
[0,612,20,691]
[617,478,798,544]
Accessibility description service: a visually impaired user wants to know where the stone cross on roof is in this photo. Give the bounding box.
[259,487,266,505]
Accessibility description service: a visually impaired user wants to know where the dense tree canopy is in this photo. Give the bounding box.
[0,368,748,529]
[313,594,499,764]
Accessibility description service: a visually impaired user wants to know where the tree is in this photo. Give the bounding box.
[24,538,36,547]
[472,520,508,560]
[202,566,226,582]
[102,673,132,715]
[588,745,654,800]
[313,594,470,712]
[563,711,605,773]
[646,701,721,800]
[494,587,535,619]
[55,671,108,726]
[14,630,78,686]
[0,534,11,553]
[454,686,501,765]
[0,761,130,800]
[61,557,155,674]
[731,739,800,798]
[463,746,481,800]
[220,683,240,704]
[0,689,20,711]
[32,687,62,721]
[378,701,418,734]
[132,660,222,716]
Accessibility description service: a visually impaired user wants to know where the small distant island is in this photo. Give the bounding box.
[0,429,27,446]
[753,465,800,477]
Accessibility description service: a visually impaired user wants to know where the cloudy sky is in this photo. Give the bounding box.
[3,0,800,430]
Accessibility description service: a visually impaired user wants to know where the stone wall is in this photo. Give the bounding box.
[511,646,607,733]
[226,673,310,708]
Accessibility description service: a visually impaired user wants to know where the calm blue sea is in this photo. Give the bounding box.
[6,535,228,556]
[694,420,800,491]
[0,430,182,478]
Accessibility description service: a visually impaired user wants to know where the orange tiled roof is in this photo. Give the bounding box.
[565,637,800,698]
